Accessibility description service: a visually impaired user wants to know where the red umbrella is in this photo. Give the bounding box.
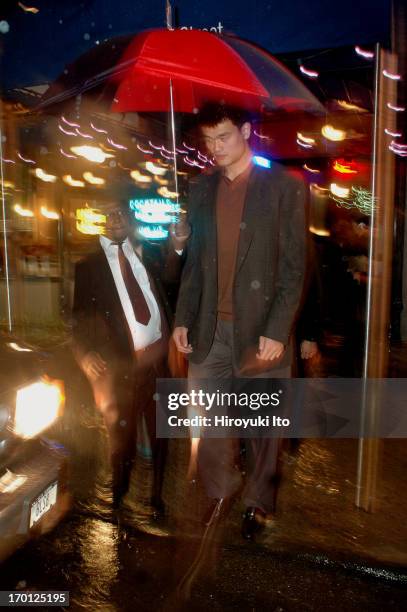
[111,29,323,114]
[111,29,271,114]
[110,29,324,203]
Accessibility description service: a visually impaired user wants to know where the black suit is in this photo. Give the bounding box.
[175,162,306,512]
[72,240,180,504]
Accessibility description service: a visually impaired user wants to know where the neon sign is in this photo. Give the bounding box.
[76,208,106,235]
[129,198,181,241]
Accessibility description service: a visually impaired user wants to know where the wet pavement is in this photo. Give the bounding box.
[1,342,407,609]
[0,501,406,611]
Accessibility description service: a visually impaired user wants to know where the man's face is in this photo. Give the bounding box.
[100,202,131,242]
[201,119,251,168]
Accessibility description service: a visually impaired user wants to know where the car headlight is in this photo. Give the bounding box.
[14,379,64,439]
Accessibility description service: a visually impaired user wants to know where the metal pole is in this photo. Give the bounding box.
[0,113,12,332]
[356,45,397,510]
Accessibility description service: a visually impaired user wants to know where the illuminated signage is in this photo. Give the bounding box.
[76,208,106,235]
[180,22,224,33]
[129,198,180,221]
[137,226,169,240]
[129,197,181,241]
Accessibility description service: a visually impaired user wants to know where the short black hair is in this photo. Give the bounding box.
[196,102,252,129]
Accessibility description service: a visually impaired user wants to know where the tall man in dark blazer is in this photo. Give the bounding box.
[173,103,306,539]
[72,199,188,513]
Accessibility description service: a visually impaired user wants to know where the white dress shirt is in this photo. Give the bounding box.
[100,235,161,351]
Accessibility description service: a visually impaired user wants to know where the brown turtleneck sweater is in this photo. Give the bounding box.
[216,162,253,320]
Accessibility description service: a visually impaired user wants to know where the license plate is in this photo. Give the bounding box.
[29,481,58,528]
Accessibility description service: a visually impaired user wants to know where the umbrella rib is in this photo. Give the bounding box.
[133,60,270,97]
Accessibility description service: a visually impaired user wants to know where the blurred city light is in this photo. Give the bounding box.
[17,153,35,164]
[59,124,77,137]
[333,159,358,174]
[60,148,77,159]
[34,168,57,183]
[387,102,405,112]
[75,128,94,140]
[154,176,169,186]
[61,115,80,128]
[130,170,152,184]
[14,204,34,217]
[146,161,167,176]
[157,186,179,199]
[137,144,154,155]
[303,164,320,174]
[322,124,346,141]
[76,207,106,235]
[297,132,316,145]
[330,183,350,198]
[354,45,374,59]
[90,122,108,134]
[40,206,60,220]
[337,100,368,113]
[299,65,319,78]
[107,138,127,150]
[310,226,330,237]
[383,69,401,80]
[83,171,105,186]
[296,138,313,149]
[8,342,32,352]
[384,128,402,137]
[18,4,40,14]
[70,145,114,163]
[253,130,270,140]
[331,186,376,214]
[310,183,329,195]
[1,180,15,189]
[63,175,85,187]
[253,155,271,168]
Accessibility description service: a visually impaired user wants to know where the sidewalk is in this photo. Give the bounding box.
[161,438,407,583]
[160,343,407,582]
[259,439,407,575]
[250,343,407,578]
[57,341,407,588]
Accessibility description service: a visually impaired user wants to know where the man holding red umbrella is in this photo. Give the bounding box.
[173,102,306,539]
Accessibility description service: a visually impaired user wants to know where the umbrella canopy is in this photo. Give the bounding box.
[111,29,268,113]
[111,29,324,115]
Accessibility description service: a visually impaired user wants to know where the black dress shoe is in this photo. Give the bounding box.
[241,507,264,541]
[151,496,166,520]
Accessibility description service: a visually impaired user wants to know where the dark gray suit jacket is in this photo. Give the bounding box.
[72,242,180,364]
[174,162,306,371]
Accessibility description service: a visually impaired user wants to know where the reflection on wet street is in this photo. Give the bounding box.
[272,439,407,565]
[1,505,406,611]
[0,365,406,611]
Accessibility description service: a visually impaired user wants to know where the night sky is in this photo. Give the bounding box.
[0,0,390,89]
